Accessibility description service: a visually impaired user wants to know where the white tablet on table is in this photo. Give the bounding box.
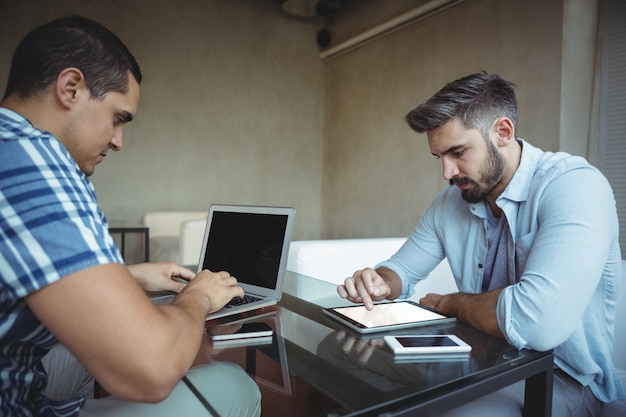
[322,300,455,334]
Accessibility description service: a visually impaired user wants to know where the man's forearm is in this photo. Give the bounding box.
[421,289,504,338]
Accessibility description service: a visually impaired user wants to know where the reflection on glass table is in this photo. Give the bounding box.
[191,271,553,417]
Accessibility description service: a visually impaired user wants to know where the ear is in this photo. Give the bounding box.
[55,68,87,109]
[493,117,515,147]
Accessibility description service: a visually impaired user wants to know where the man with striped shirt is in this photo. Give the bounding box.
[0,16,260,416]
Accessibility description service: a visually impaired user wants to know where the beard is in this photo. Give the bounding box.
[450,139,506,203]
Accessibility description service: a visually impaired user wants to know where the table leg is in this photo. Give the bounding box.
[120,233,126,260]
[523,366,553,417]
[144,230,150,262]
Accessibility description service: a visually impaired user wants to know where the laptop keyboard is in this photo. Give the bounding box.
[226,294,261,307]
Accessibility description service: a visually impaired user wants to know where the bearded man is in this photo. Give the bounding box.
[337,72,624,417]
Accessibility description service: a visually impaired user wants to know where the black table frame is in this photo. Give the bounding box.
[108,226,150,262]
[378,351,553,417]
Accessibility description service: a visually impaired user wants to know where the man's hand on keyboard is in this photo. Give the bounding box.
[176,270,244,314]
[226,294,261,307]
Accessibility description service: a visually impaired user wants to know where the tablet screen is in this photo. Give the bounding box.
[328,301,447,329]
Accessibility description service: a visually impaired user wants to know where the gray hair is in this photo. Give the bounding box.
[405,72,518,138]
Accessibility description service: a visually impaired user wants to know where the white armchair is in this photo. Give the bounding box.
[142,211,207,264]
[179,218,208,266]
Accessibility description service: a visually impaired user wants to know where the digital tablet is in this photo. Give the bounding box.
[384,334,471,355]
[322,300,455,334]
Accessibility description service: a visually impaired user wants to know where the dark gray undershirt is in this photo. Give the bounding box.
[482,202,510,292]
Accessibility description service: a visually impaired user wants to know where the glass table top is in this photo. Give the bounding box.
[189,270,552,417]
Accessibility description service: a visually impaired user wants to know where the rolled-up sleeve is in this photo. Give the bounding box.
[496,165,619,352]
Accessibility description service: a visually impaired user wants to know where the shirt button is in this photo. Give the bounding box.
[478,263,483,269]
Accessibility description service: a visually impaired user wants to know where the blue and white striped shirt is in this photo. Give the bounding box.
[0,108,123,416]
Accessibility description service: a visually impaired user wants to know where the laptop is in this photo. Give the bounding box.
[196,204,295,320]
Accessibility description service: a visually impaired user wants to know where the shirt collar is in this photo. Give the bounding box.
[497,138,543,205]
[0,107,33,127]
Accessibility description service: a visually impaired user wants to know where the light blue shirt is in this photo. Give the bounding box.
[378,139,625,403]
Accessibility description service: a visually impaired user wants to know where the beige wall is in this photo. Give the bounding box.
[0,0,599,242]
[0,0,326,240]
[321,0,598,238]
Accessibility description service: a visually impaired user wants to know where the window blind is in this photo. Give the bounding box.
[598,0,626,258]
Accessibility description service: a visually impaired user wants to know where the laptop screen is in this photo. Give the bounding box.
[201,211,289,290]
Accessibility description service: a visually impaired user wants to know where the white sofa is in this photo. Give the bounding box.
[287,237,457,301]
[142,211,207,265]
[286,238,626,414]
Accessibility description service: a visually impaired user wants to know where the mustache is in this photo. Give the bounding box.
[449,177,476,186]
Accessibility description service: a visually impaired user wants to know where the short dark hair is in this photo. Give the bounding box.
[2,15,142,101]
[405,72,518,138]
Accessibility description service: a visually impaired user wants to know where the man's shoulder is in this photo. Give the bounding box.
[1,115,79,186]
[521,139,596,175]
[0,107,36,138]
[531,151,606,193]
[536,149,592,172]
[516,140,604,194]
